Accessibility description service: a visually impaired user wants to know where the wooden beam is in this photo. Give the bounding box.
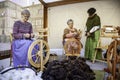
[43,6,48,29]
[43,6,48,41]
[39,0,48,41]
[47,0,96,7]
[39,0,47,7]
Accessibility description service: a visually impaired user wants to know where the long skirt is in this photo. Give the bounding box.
[12,39,33,67]
[85,30,102,60]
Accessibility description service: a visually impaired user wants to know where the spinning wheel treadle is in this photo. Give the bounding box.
[28,39,50,68]
[64,38,81,56]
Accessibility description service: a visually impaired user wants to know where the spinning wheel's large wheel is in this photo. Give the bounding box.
[64,38,81,56]
[107,40,120,73]
[107,40,120,80]
[28,40,50,68]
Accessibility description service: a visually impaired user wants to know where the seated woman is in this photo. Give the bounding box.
[63,19,82,54]
[12,10,34,67]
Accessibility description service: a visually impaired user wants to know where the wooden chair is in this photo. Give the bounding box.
[9,33,13,66]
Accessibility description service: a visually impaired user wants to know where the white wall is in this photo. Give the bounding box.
[48,0,120,49]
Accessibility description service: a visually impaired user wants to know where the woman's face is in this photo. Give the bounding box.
[22,14,30,22]
[68,21,73,28]
[88,13,95,18]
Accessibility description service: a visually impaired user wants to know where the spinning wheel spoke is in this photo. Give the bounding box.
[38,43,45,50]
[35,57,38,63]
[110,53,113,60]
[38,44,41,50]
[43,44,46,49]
[32,54,37,57]
[33,47,39,53]
[35,56,40,63]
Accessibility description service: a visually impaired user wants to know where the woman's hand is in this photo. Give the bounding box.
[86,32,90,36]
[30,33,34,38]
[72,32,78,38]
[73,32,77,36]
[24,33,30,38]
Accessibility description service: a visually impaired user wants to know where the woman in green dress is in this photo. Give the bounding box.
[85,8,102,61]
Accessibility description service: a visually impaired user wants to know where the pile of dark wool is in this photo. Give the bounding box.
[41,57,95,80]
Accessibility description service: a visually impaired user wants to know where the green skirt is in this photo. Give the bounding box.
[85,30,102,60]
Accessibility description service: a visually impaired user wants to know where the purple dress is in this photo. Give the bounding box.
[12,21,33,67]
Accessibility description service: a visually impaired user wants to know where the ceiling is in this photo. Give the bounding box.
[39,0,96,7]
[43,0,62,3]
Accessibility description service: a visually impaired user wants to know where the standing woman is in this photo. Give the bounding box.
[85,8,102,61]
[12,10,34,67]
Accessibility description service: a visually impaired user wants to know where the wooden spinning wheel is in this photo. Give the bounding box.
[107,39,120,80]
[28,28,50,71]
[64,38,81,56]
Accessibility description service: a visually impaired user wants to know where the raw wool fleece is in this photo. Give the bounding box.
[0,68,42,80]
[42,57,95,80]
